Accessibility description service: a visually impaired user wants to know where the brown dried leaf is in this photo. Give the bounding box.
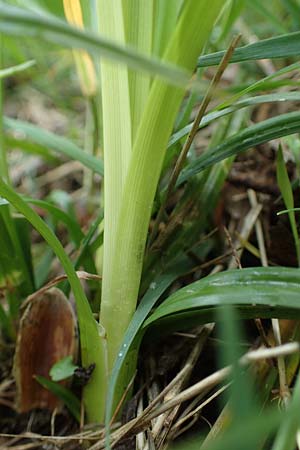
[14,287,78,412]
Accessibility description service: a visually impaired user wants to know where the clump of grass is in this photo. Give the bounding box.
[1,1,300,449]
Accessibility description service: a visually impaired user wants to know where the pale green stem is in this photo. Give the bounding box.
[99,0,224,411]
[97,0,132,414]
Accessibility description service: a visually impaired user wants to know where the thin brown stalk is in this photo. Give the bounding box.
[21,271,101,310]
[148,34,241,249]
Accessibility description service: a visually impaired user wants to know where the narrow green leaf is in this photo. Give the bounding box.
[106,257,192,424]
[0,206,34,295]
[14,216,35,291]
[0,1,193,87]
[4,117,104,176]
[34,246,53,289]
[5,134,58,162]
[144,267,300,328]
[0,213,23,283]
[276,144,300,265]
[24,197,84,247]
[198,32,300,67]
[74,210,103,270]
[277,145,296,214]
[215,61,300,111]
[0,32,7,182]
[169,92,300,150]
[178,112,300,185]
[0,179,104,423]
[35,375,81,422]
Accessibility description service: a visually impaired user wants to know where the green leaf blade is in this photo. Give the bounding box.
[178,112,300,185]
[145,267,300,327]
[0,179,104,423]
[0,1,193,87]
[4,117,104,176]
[35,375,81,422]
[198,31,300,67]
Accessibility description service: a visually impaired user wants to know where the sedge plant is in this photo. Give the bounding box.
[3,5,300,447]
[0,0,224,425]
[94,0,224,423]
[1,0,224,423]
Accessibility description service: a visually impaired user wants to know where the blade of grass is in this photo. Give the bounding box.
[0,1,195,88]
[4,134,58,162]
[178,111,300,185]
[0,35,33,315]
[198,31,300,67]
[74,210,103,269]
[0,206,34,295]
[215,61,300,111]
[169,90,300,151]
[24,197,84,247]
[105,256,192,426]
[144,267,300,328]
[0,179,104,422]
[4,117,104,176]
[35,375,81,422]
[276,144,300,266]
[215,0,245,43]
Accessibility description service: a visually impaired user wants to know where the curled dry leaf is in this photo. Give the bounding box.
[14,287,78,412]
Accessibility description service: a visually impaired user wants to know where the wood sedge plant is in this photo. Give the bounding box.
[95,0,224,422]
[0,0,224,423]
[3,5,300,446]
